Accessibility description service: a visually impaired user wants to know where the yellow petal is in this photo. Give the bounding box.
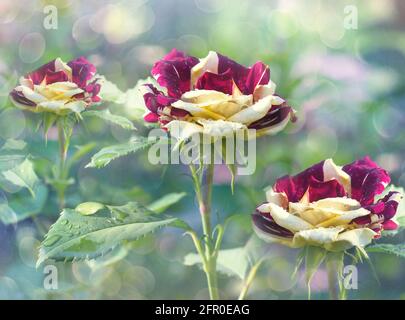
[315,207,370,228]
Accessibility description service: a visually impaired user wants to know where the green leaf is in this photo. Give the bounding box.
[37,201,187,267]
[184,235,267,280]
[2,158,39,196]
[86,136,157,168]
[147,192,187,214]
[366,243,405,258]
[0,183,48,224]
[84,109,136,130]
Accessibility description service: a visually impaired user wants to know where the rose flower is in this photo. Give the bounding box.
[252,157,402,252]
[10,57,101,115]
[142,49,295,138]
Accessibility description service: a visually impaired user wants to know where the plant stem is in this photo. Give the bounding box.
[189,163,219,300]
[326,258,339,300]
[57,120,68,209]
[238,259,263,300]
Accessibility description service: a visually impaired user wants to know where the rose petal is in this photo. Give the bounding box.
[245,61,270,94]
[325,228,376,252]
[343,156,390,205]
[257,203,313,232]
[293,227,344,247]
[152,49,199,98]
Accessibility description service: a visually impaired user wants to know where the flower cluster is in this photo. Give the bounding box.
[252,157,402,251]
[142,49,295,139]
[10,57,101,115]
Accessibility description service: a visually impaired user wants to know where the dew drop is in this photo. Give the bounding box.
[43,235,62,247]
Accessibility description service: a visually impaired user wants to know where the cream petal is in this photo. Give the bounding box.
[323,159,351,195]
[198,119,246,137]
[62,100,87,113]
[292,227,344,247]
[37,100,65,112]
[262,203,313,232]
[253,81,276,101]
[54,57,72,80]
[265,188,288,208]
[255,109,293,136]
[165,120,203,140]
[227,95,274,124]
[17,86,47,104]
[252,224,295,247]
[190,51,219,86]
[325,228,376,252]
[19,77,33,89]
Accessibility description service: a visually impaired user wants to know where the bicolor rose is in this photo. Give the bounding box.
[252,157,402,252]
[142,49,295,139]
[10,57,101,115]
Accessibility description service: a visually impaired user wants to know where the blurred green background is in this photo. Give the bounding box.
[0,0,404,299]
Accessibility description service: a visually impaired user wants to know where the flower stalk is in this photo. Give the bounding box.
[189,162,219,300]
[55,118,71,209]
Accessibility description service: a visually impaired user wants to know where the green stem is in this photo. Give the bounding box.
[238,259,263,300]
[326,258,339,300]
[189,163,219,300]
[57,120,68,209]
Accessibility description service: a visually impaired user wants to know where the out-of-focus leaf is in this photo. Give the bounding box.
[2,158,39,196]
[0,139,26,151]
[84,109,136,130]
[97,76,126,104]
[147,192,187,214]
[366,243,405,258]
[184,235,268,280]
[0,183,48,224]
[37,201,189,267]
[86,136,157,168]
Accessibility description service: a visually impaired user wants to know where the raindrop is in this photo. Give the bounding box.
[42,235,62,247]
